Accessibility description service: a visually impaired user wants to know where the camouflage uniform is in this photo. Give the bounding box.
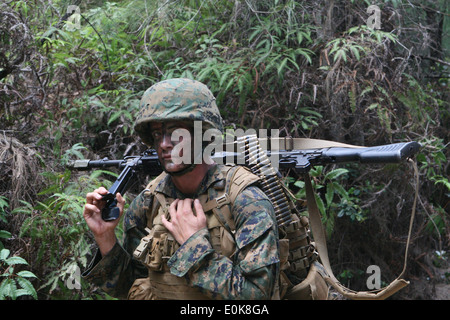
[82,79,280,299]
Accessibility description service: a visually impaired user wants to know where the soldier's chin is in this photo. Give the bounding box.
[163,161,190,173]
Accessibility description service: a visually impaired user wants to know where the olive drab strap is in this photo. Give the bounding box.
[142,171,169,229]
[303,159,419,300]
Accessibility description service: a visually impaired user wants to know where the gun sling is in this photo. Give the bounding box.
[303,158,419,300]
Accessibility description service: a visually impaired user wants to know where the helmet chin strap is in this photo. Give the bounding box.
[164,162,197,176]
[164,147,203,177]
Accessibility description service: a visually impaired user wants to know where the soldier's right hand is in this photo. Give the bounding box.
[83,187,125,256]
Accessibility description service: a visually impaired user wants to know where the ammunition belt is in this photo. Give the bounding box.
[237,134,292,226]
[237,134,318,280]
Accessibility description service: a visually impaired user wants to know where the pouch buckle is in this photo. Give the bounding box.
[133,228,152,260]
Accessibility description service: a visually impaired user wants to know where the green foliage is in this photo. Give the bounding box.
[248,16,314,81]
[0,248,38,300]
[395,73,449,240]
[294,166,364,237]
[13,168,118,299]
[325,25,398,64]
[158,1,317,128]
[0,0,448,300]
[0,196,10,250]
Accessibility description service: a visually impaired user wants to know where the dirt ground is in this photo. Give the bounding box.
[328,250,449,300]
[411,251,449,300]
[427,262,450,300]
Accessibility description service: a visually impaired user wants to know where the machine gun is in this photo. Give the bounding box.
[67,138,420,222]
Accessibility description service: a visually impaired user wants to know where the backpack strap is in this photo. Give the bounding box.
[143,172,168,229]
[202,165,260,234]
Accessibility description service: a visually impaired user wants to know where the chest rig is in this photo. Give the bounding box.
[132,165,260,299]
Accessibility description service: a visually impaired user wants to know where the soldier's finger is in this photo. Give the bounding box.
[86,191,102,204]
[115,193,124,204]
[169,199,180,220]
[161,214,173,232]
[179,198,193,216]
[116,193,125,216]
[94,187,109,195]
[83,203,100,217]
[193,199,206,224]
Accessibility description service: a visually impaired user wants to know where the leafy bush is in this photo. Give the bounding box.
[0,248,37,300]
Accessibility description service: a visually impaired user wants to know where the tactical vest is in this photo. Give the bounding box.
[129,164,326,300]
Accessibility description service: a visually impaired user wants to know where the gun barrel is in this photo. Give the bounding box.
[67,159,125,170]
[321,141,420,164]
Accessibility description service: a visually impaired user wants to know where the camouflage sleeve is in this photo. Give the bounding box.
[167,186,280,299]
[82,191,149,299]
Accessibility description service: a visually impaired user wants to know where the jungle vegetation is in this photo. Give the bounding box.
[0,0,448,300]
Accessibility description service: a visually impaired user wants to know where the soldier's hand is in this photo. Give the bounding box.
[162,198,207,245]
[83,187,125,256]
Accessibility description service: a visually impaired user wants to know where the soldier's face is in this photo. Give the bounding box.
[150,121,194,173]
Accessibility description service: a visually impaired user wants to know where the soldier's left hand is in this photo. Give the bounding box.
[162,198,207,245]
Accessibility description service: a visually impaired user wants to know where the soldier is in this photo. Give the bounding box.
[82,78,280,299]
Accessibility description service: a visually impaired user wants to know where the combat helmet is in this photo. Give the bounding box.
[134,78,224,147]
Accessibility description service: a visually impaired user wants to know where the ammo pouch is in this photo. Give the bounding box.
[278,213,327,300]
[133,225,209,300]
[133,226,180,272]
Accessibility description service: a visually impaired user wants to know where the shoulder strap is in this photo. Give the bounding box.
[202,165,260,234]
[304,158,419,300]
[145,172,167,194]
[143,172,168,229]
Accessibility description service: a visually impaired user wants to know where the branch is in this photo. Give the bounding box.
[421,55,450,67]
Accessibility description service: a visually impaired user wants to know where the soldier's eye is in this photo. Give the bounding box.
[151,131,162,139]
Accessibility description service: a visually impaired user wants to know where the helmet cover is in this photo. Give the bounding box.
[134,78,223,146]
